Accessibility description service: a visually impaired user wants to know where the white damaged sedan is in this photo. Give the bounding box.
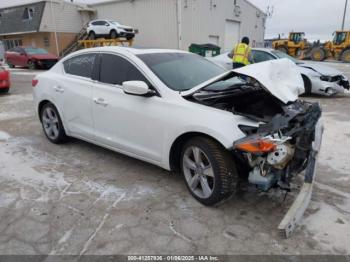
[33,47,323,236]
[210,48,350,96]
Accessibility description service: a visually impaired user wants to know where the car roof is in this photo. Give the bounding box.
[71,46,188,56]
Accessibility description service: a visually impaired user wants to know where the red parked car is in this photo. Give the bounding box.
[0,66,10,93]
[5,47,58,70]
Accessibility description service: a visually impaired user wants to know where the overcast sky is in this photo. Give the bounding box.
[0,0,348,41]
[249,0,349,41]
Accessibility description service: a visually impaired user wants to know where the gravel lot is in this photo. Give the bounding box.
[0,63,349,255]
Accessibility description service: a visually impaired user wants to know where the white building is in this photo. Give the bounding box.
[92,0,267,52]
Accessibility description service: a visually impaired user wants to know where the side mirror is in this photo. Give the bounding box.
[105,23,110,26]
[122,81,152,96]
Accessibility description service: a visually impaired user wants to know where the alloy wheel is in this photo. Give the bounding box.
[182,146,215,199]
[42,107,60,140]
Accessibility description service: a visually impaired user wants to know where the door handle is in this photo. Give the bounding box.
[93,98,108,107]
[54,86,64,93]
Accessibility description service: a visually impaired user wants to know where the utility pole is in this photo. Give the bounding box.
[50,0,60,57]
[342,0,348,30]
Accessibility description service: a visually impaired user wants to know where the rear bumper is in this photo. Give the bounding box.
[0,79,10,88]
[0,83,10,89]
[278,120,323,238]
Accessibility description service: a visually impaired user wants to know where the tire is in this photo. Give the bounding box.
[88,31,96,40]
[0,88,9,94]
[40,103,68,144]
[302,74,312,95]
[28,60,36,70]
[126,36,134,41]
[180,136,237,206]
[341,49,350,63]
[311,47,326,61]
[110,30,118,39]
[277,46,288,54]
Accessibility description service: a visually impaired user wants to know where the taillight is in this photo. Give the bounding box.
[32,79,38,87]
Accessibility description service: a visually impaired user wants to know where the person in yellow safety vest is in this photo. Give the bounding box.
[231,37,253,69]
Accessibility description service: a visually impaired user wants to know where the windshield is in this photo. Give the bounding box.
[271,50,299,63]
[334,32,346,45]
[24,48,48,55]
[109,21,121,26]
[137,53,226,91]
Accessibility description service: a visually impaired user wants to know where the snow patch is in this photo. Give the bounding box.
[0,131,11,141]
[318,113,350,176]
[302,201,350,253]
[0,94,34,121]
[0,138,157,206]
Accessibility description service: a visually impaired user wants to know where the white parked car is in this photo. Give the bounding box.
[33,47,323,235]
[87,20,135,40]
[210,48,349,96]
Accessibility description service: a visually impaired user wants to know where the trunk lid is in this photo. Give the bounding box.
[181,58,304,104]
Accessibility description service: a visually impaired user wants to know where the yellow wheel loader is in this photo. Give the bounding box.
[272,32,310,58]
[311,31,350,63]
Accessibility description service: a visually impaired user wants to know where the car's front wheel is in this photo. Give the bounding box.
[110,30,118,39]
[28,60,37,70]
[40,103,67,144]
[181,137,237,206]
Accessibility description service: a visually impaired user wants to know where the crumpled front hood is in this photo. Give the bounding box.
[299,62,345,76]
[181,58,303,104]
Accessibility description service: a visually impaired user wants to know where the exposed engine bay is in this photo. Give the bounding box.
[187,76,322,192]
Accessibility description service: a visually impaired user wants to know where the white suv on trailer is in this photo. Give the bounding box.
[87,20,136,40]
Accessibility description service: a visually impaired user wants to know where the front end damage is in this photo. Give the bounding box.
[232,100,323,238]
[183,59,324,237]
[300,64,350,95]
[318,74,350,95]
[233,100,322,193]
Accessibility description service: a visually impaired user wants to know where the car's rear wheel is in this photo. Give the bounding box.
[28,60,36,70]
[181,137,237,206]
[40,103,67,144]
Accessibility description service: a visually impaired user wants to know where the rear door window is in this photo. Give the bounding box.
[93,21,106,26]
[99,54,150,86]
[63,54,97,79]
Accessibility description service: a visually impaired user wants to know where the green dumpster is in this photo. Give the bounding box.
[189,43,221,57]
